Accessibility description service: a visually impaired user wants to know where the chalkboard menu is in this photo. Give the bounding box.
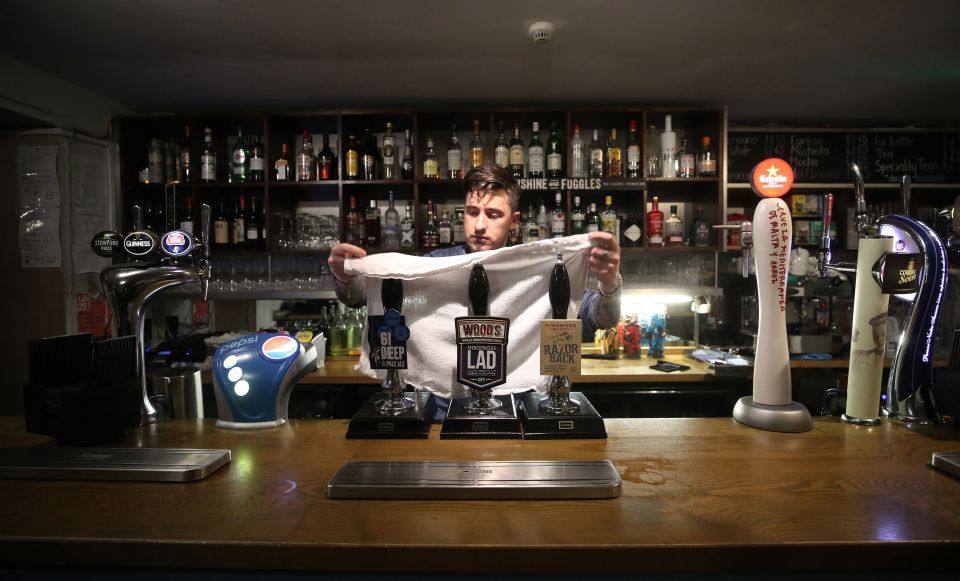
[728,131,960,184]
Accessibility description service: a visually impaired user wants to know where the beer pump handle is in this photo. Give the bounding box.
[714,221,753,278]
[817,193,834,278]
[468,264,489,316]
[900,174,912,217]
[549,252,570,320]
[199,203,211,300]
[382,279,404,313]
[132,204,143,231]
[852,163,871,237]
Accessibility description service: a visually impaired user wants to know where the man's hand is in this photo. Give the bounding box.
[586,231,621,293]
[328,243,367,284]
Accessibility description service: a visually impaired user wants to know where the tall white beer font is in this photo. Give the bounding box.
[737,158,813,432]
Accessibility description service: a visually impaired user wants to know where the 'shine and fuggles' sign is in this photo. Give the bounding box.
[455,316,509,390]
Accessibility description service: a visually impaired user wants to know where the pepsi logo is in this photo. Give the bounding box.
[261,335,300,361]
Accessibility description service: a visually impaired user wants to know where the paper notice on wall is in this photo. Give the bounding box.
[70,140,113,273]
[18,145,61,268]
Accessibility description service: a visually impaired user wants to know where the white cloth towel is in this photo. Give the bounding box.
[345,235,592,399]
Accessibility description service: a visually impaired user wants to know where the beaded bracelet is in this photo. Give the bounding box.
[598,272,623,297]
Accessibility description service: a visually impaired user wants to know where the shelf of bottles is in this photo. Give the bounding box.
[117,107,727,276]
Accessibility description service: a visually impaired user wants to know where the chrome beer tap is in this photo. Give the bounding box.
[98,203,212,425]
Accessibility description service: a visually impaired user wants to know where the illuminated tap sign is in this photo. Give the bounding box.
[751,158,795,198]
[122,230,158,257]
[455,316,509,390]
[90,230,123,258]
[160,230,195,258]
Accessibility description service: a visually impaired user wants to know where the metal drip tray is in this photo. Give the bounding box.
[327,460,621,499]
[0,447,231,482]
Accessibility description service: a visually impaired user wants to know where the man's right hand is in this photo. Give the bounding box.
[328,243,367,284]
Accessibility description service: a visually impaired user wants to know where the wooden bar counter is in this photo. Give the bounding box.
[1,416,960,574]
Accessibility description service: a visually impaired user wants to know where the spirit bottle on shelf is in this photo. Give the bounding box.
[522,203,540,243]
[231,128,249,183]
[400,202,416,249]
[437,210,453,246]
[180,195,195,235]
[678,137,696,178]
[382,122,397,179]
[696,136,718,177]
[346,195,362,246]
[200,127,216,184]
[447,125,462,179]
[647,195,664,247]
[606,128,622,177]
[213,199,229,249]
[421,200,439,248]
[361,128,379,180]
[588,129,604,178]
[246,197,262,250]
[551,192,566,237]
[570,124,586,178]
[664,204,684,247]
[319,132,336,180]
[691,205,712,248]
[494,121,509,169]
[626,120,641,178]
[571,195,586,234]
[364,199,382,247]
[382,191,401,250]
[586,202,600,233]
[249,134,264,182]
[660,115,677,178]
[509,120,525,179]
[274,143,290,181]
[177,123,190,184]
[343,133,359,180]
[231,195,246,247]
[423,138,440,179]
[147,139,164,184]
[546,122,562,179]
[622,211,642,247]
[527,122,545,178]
[298,130,318,181]
[646,124,661,178]
[453,206,465,244]
[469,119,484,169]
[600,194,619,240]
[400,129,414,179]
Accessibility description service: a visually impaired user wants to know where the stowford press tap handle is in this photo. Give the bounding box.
[818,193,834,278]
[469,263,489,316]
[382,278,404,313]
[549,252,570,320]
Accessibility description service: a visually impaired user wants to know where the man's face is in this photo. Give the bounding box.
[463,189,520,253]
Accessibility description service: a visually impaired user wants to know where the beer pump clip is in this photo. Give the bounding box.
[716,158,813,432]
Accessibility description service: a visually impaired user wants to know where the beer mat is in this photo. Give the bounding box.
[650,361,689,373]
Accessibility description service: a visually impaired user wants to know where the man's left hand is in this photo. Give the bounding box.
[586,231,621,292]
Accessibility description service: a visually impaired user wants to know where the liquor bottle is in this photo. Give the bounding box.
[678,137,696,178]
[318,132,336,180]
[231,128,249,183]
[437,210,453,246]
[297,130,317,181]
[494,121,509,169]
[213,199,229,249]
[274,143,291,181]
[343,133,359,180]
[446,125,462,179]
[600,195,619,240]
[665,204,684,246]
[180,195,195,235]
[245,197,261,250]
[522,204,540,243]
[537,200,549,239]
[148,138,164,184]
[249,134,264,182]
[453,206,465,244]
[201,127,216,183]
[691,205,712,248]
[528,122,544,178]
[546,122,562,179]
[178,124,191,184]
[361,129,379,180]
[660,115,677,178]
[622,211,643,247]
[646,124,661,177]
[509,219,523,246]
[696,136,718,177]
[586,202,601,233]
[551,192,566,237]
[647,196,664,247]
[400,202,416,249]
[346,195,362,246]
[382,122,397,179]
[364,199,381,247]
[382,191,401,250]
[422,200,439,248]
[606,128,622,177]
[231,195,246,247]
[626,120,641,178]
[571,195,586,234]
[588,129,605,178]
[164,140,175,185]
[509,120,525,179]
[423,138,439,179]
[570,124,586,178]
[400,130,414,179]
[469,119,484,168]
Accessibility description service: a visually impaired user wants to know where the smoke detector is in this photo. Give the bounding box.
[528,21,555,44]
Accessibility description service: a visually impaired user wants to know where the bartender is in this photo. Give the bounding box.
[328,163,622,341]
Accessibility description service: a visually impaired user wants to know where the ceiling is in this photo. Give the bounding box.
[1,0,959,127]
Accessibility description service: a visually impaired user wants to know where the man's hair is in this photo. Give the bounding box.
[463,163,521,212]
